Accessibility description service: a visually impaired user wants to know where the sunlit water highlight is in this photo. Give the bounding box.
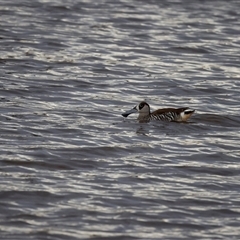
[1,0,240,239]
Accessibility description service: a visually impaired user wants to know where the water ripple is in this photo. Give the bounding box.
[1,0,240,239]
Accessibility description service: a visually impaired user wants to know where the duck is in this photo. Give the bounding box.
[122,101,195,122]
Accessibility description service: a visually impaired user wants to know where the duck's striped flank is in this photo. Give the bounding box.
[122,101,195,122]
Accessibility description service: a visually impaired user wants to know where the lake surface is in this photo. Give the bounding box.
[1,0,240,239]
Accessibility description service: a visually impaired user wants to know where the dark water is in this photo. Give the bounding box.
[1,0,240,239]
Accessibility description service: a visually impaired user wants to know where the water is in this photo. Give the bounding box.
[1,0,240,239]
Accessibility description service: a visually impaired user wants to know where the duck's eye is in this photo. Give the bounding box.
[139,103,145,109]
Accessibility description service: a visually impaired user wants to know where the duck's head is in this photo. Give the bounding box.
[122,101,150,118]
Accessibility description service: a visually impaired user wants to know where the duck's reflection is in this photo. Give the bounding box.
[136,125,149,135]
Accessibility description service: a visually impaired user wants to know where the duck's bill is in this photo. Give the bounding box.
[122,106,137,118]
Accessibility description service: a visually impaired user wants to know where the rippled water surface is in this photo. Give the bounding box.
[1,0,240,239]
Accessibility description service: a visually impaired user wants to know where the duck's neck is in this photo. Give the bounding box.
[137,112,151,121]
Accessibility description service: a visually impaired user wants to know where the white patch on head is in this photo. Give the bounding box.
[136,102,151,120]
[137,103,150,113]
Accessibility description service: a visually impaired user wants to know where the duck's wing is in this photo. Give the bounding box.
[151,107,194,122]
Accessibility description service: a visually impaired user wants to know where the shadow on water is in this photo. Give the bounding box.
[193,113,240,128]
[121,111,240,136]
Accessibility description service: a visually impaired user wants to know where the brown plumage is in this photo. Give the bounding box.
[122,101,195,122]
